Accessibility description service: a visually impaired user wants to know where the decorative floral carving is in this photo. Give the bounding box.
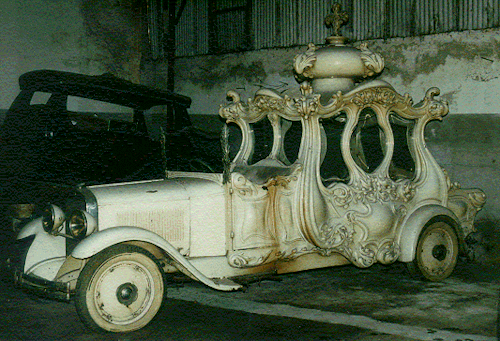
[352,87,397,107]
[254,95,287,112]
[294,95,320,120]
[330,177,415,209]
[359,43,385,77]
[300,81,314,96]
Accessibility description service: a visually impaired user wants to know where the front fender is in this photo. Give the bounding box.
[17,217,43,240]
[71,226,241,292]
[398,205,460,263]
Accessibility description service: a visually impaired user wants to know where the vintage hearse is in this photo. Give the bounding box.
[7,7,485,333]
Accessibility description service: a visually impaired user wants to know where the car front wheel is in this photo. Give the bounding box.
[406,219,459,281]
[75,244,165,333]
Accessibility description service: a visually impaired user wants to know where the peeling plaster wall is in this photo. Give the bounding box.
[0,0,145,111]
[373,29,500,114]
[174,48,304,119]
[175,29,500,256]
[175,28,500,116]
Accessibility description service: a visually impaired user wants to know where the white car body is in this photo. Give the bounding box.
[16,78,485,293]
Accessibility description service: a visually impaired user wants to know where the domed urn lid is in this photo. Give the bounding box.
[293,3,385,96]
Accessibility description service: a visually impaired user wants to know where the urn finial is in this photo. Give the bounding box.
[293,2,385,96]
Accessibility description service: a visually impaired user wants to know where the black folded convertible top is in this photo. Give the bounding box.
[18,70,191,110]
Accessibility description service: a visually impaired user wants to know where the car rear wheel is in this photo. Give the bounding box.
[406,220,459,281]
[75,244,165,333]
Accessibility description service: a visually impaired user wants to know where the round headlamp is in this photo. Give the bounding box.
[68,210,97,239]
[42,204,66,235]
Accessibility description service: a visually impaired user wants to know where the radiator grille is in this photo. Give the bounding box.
[116,209,186,243]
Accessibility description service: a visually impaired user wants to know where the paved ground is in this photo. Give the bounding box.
[0,259,498,341]
[172,262,499,340]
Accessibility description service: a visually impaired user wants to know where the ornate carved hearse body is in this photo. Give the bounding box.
[218,4,484,275]
[11,3,485,333]
[220,77,478,269]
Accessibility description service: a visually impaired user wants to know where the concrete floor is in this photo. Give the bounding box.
[168,261,500,341]
[1,258,498,340]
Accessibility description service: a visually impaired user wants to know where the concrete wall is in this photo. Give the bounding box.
[0,0,146,111]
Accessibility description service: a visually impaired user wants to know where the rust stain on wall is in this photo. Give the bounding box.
[178,58,268,90]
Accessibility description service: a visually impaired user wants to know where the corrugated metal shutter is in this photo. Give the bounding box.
[175,0,500,57]
[176,0,210,56]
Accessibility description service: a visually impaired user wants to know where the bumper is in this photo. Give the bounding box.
[10,235,72,301]
[14,270,71,301]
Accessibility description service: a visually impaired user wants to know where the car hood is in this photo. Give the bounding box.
[87,175,224,208]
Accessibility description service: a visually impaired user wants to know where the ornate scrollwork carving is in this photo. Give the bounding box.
[275,245,318,261]
[416,87,449,120]
[349,242,377,268]
[228,249,273,268]
[232,173,266,197]
[219,90,271,124]
[375,240,400,264]
[359,43,385,77]
[330,186,353,209]
[317,220,354,248]
[293,43,317,80]
[448,186,486,235]
[323,237,400,268]
[219,90,244,123]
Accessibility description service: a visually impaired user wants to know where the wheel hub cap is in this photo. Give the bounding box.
[432,244,447,261]
[116,282,138,306]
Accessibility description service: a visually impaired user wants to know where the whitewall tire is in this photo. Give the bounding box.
[75,244,165,332]
[407,219,459,281]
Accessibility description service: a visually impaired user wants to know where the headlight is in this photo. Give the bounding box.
[68,210,97,239]
[42,204,65,235]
